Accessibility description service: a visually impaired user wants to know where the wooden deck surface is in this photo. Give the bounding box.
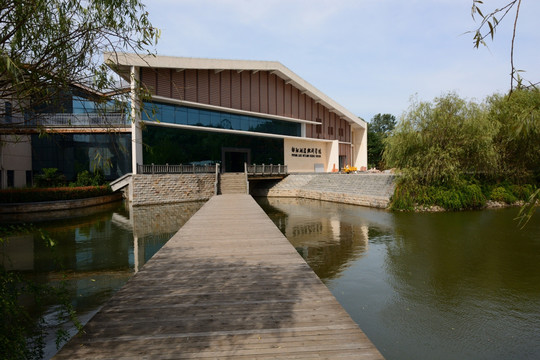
[54,194,384,359]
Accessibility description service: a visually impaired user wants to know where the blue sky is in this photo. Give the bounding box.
[144,0,540,122]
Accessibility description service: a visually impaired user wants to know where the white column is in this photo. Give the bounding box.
[326,140,340,172]
[352,126,368,170]
[130,66,143,174]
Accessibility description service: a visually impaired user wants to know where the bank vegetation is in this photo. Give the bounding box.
[384,89,539,212]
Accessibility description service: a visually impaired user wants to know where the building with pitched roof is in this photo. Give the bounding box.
[106,53,367,174]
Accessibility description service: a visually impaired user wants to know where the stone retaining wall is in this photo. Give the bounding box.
[0,193,123,214]
[251,173,395,208]
[131,174,215,206]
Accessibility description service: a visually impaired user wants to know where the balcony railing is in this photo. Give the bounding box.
[137,163,218,174]
[247,164,288,176]
[1,113,130,128]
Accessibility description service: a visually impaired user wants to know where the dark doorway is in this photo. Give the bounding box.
[339,155,347,171]
[222,147,250,172]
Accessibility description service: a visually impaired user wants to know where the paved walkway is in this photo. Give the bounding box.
[54,194,383,359]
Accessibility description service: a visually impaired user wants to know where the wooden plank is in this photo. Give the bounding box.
[53,194,383,359]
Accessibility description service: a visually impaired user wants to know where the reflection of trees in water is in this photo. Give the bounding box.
[297,221,368,280]
[256,197,369,281]
[384,210,540,303]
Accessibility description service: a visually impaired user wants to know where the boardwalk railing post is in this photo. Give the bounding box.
[151,163,155,174]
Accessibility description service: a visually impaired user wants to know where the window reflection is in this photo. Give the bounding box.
[143,102,301,137]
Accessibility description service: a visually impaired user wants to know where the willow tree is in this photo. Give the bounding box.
[384,93,498,186]
[0,0,159,131]
[471,0,538,91]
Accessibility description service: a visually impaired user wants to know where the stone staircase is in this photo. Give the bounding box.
[219,172,248,194]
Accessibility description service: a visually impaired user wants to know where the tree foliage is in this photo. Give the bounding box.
[0,0,159,126]
[487,88,540,182]
[384,93,498,186]
[367,113,395,169]
[471,0,537,91]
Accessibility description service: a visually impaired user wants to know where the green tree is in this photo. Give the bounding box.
[0,0,159,130]
[470,1,538,224]
[384,93,498,186]
[367,113,395,169]
[487,88,540,182]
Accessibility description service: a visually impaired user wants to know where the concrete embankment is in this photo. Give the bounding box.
[251,173,396,209]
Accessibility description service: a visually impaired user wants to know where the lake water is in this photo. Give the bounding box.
[0,200,205,359]
[256,197,540,360]
[2,197,539,359]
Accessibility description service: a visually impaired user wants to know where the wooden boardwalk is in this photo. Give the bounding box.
[54,194,383,359]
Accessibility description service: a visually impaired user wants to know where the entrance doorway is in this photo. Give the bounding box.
[222,147,251,172]
[339,155,347,171]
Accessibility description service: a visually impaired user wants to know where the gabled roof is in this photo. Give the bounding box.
[104,52,366,129]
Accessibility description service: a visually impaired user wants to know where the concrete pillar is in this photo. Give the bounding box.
[352,126,367,170]
[326,140,340,172]
[130,66,143,174]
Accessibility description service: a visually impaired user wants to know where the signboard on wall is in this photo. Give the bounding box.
[290,147,322,158]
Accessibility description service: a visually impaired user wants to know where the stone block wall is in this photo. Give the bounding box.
[131,174,215,206]
[131,201,205,238]
[251,173,395,209]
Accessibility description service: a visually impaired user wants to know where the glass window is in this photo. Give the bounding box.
[175,107,187,125]
[7,170,14,187]
[161,104,174,123]
[141,101,301,136]
[5,101,12,123]
[142,103,159,121]
[73,96,96,114]
[26,170,32,187]
[211,112,222,128]
[187,108,199,125]
[199,110,211,127]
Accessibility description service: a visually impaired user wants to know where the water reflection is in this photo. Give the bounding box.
[0,200,205,359]
[257,197,540,360]
[258,197,377,280]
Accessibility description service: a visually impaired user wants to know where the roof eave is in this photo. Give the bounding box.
[104,52,366,128]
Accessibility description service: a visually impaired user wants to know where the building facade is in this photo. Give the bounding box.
[106,53,367,174]
[0,87,131,189]
[0,54,367,188]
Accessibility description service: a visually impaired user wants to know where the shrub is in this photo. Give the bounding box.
[390,183,416,211]
[490,186,517,204]
[34,168,66,188]
[509,184,535,201]
[433,188,463,211]
[461,184,486,209]
[70,170,107,187]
